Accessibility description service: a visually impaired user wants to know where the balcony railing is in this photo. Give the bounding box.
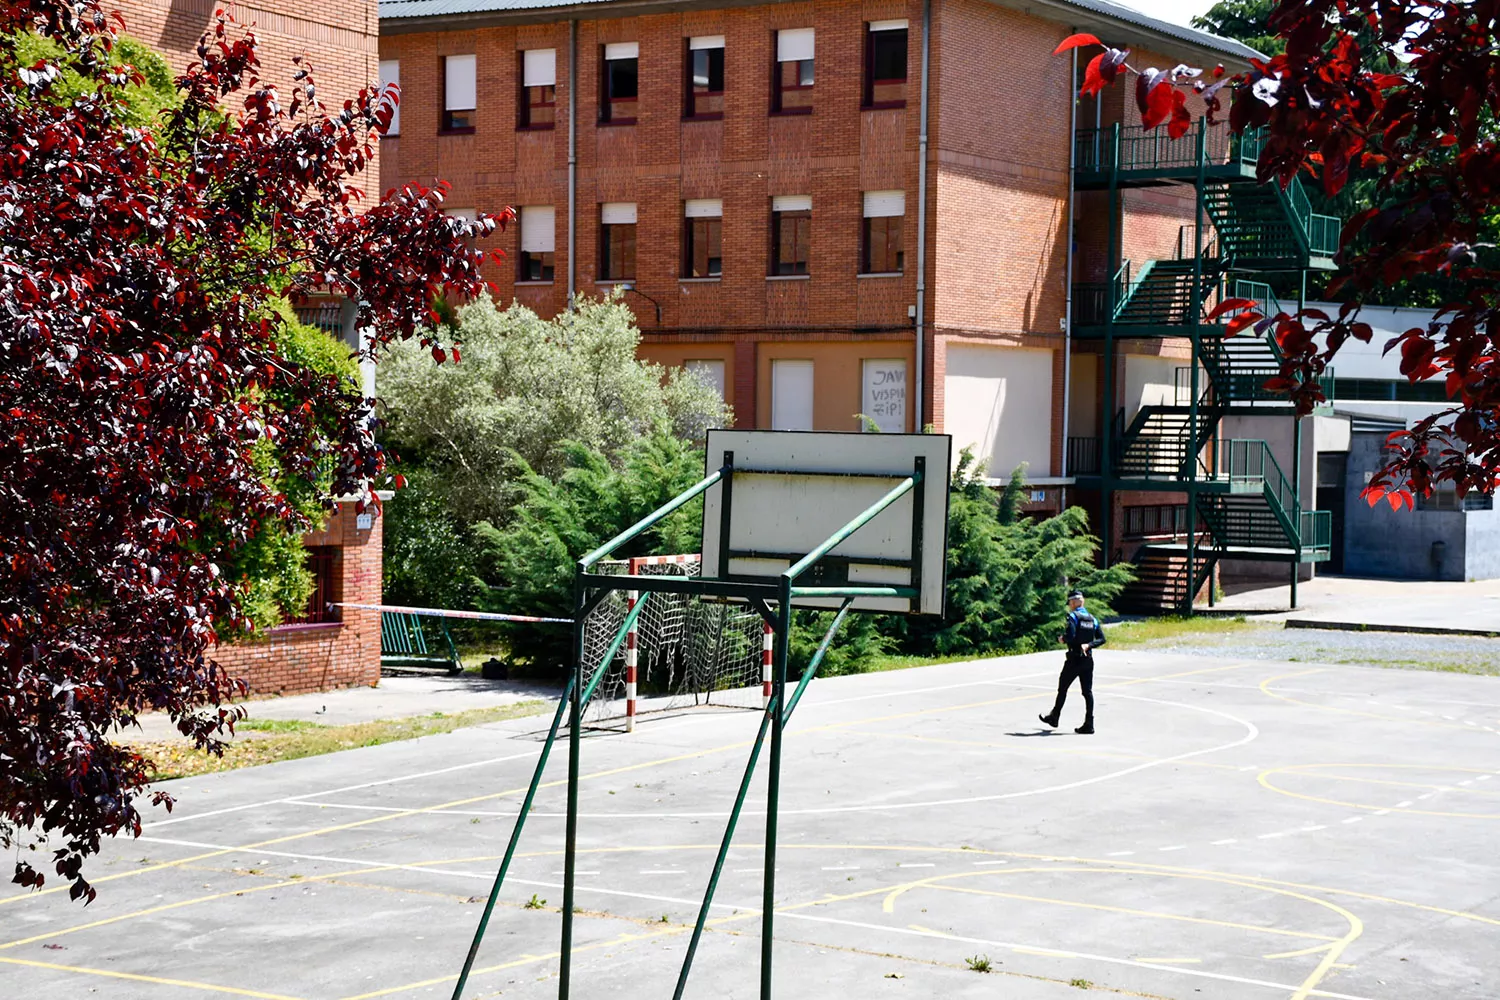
[1067,436,1102,476]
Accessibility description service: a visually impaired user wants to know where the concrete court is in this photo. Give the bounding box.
[5,648,1500,1000]
[1215,576,1500,633]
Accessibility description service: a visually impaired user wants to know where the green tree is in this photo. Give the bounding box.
[379,294,728,527]
[889,455,1133,657]
[469,432,709,667]
[1192,0,1282,56]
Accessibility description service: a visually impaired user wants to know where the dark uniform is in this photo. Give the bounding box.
[1040,603,1106,734]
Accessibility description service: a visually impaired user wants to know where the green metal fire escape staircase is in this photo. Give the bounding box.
[1071,123,1337,611]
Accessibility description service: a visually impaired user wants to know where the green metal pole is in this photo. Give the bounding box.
[760,586,791,1000]
[1292,271,1306,610]
[1101,122,1121,569]
[783,600,853,722]
[579,468,724,568]
[558,591,651,1000]
[1184,119,1207,615]
[672,601,851,1000]
[449,672,577,1000]
[784,476,918,582]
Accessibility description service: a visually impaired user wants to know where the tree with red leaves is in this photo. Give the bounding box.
[0,0,509,900]
[1059,0,1500,510]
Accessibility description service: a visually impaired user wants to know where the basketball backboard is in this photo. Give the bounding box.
[699,430,951,615]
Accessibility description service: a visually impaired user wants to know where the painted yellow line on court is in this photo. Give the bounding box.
[875,864,1364,1000]
[917,881,1339,942]
[0,956,309,1000]
[1259,764,1500,819]
[1265,942,1340,961]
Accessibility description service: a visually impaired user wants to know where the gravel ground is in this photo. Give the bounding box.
[1130,621,1500,673]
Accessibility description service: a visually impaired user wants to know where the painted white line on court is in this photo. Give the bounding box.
[1211,839,1238,846]
[139,834,1385,1000]
[640,870,687,875]
[897,863,935,869]
[1300,826,1328,832]
[1481,775,1494,781]
[140,748,546,830]
[1341,817,1362,824]
[1257,832,1288,840]
[1106,851,1134,857]
[1396,801,1414,808]
[551,871,599,876]
[972,861,1009,867]
[821,867,860,871]
[1373,809,1391,816]
[1158,846,1186,852]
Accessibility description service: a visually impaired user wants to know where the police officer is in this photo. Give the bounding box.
[1039,589,1106,735]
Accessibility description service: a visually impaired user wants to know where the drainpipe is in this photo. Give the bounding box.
[1060,44,1078,507]
[913,0,931,430]
[567,18,578,308]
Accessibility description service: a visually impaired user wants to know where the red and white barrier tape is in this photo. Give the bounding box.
[330,602,572,624]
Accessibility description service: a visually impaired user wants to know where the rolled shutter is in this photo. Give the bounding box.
[601,202,637,225]
[520,206,555,253]
[522,49,556,87]
[772,194,811,213]
[445,54,476,111]
[776,28,814,62]
[862,190,905,218]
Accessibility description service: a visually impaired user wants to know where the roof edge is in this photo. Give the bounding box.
[382,0,1263,66]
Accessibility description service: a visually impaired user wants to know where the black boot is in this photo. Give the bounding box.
[1075,720,1094,735]
[1039,713,1059,728]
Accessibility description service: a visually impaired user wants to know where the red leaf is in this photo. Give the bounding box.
[1208,297,1257,319]
[1053,33,1100,55]
[1080,53,1108,97]
[1225,310,1262,335]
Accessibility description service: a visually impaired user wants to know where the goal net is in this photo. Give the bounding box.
[580,554,768,729]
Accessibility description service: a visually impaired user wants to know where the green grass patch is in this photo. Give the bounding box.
[1104,614,1255,647]
[135,701,550,781]
[235,717,328,733]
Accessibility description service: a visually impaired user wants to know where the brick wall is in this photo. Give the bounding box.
[213,503,383,696]
[115,0,380,198]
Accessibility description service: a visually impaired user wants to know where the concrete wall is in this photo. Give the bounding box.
[943,343,1054,477]
[1342,431,1469,580]
[1464,510,1500,581]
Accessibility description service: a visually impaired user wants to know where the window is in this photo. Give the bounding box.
[601,42,638,124]
[771,359,814,430]
[684,359,726,401]
[519,48,556,129]
[684,199,723,277]
[288,546,340,624]
[600,202,637,280]
[773,28,814,114]
[861,190,905,274]
[519,206,555,282]
[861,359,907,432]
[685,35,725,118]
[443,54,477,132]
[378,60,400,135]
[770,195,810,275]
[864,20,908,107]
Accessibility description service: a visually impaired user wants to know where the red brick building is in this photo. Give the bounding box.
[378,0,1332,612]
[122,0,387,693]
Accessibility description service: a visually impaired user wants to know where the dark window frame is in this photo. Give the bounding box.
[440,54,477,134]
[601,213,637,281]
[863,24,908,109]
[600,46,639,126]
[683,40,725,120]
[770,206,811,276]
[684,213,723,278]
[517,50,557,131]
[861,214,904,274]
[770,30,814,116]
[287,545,341,624]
